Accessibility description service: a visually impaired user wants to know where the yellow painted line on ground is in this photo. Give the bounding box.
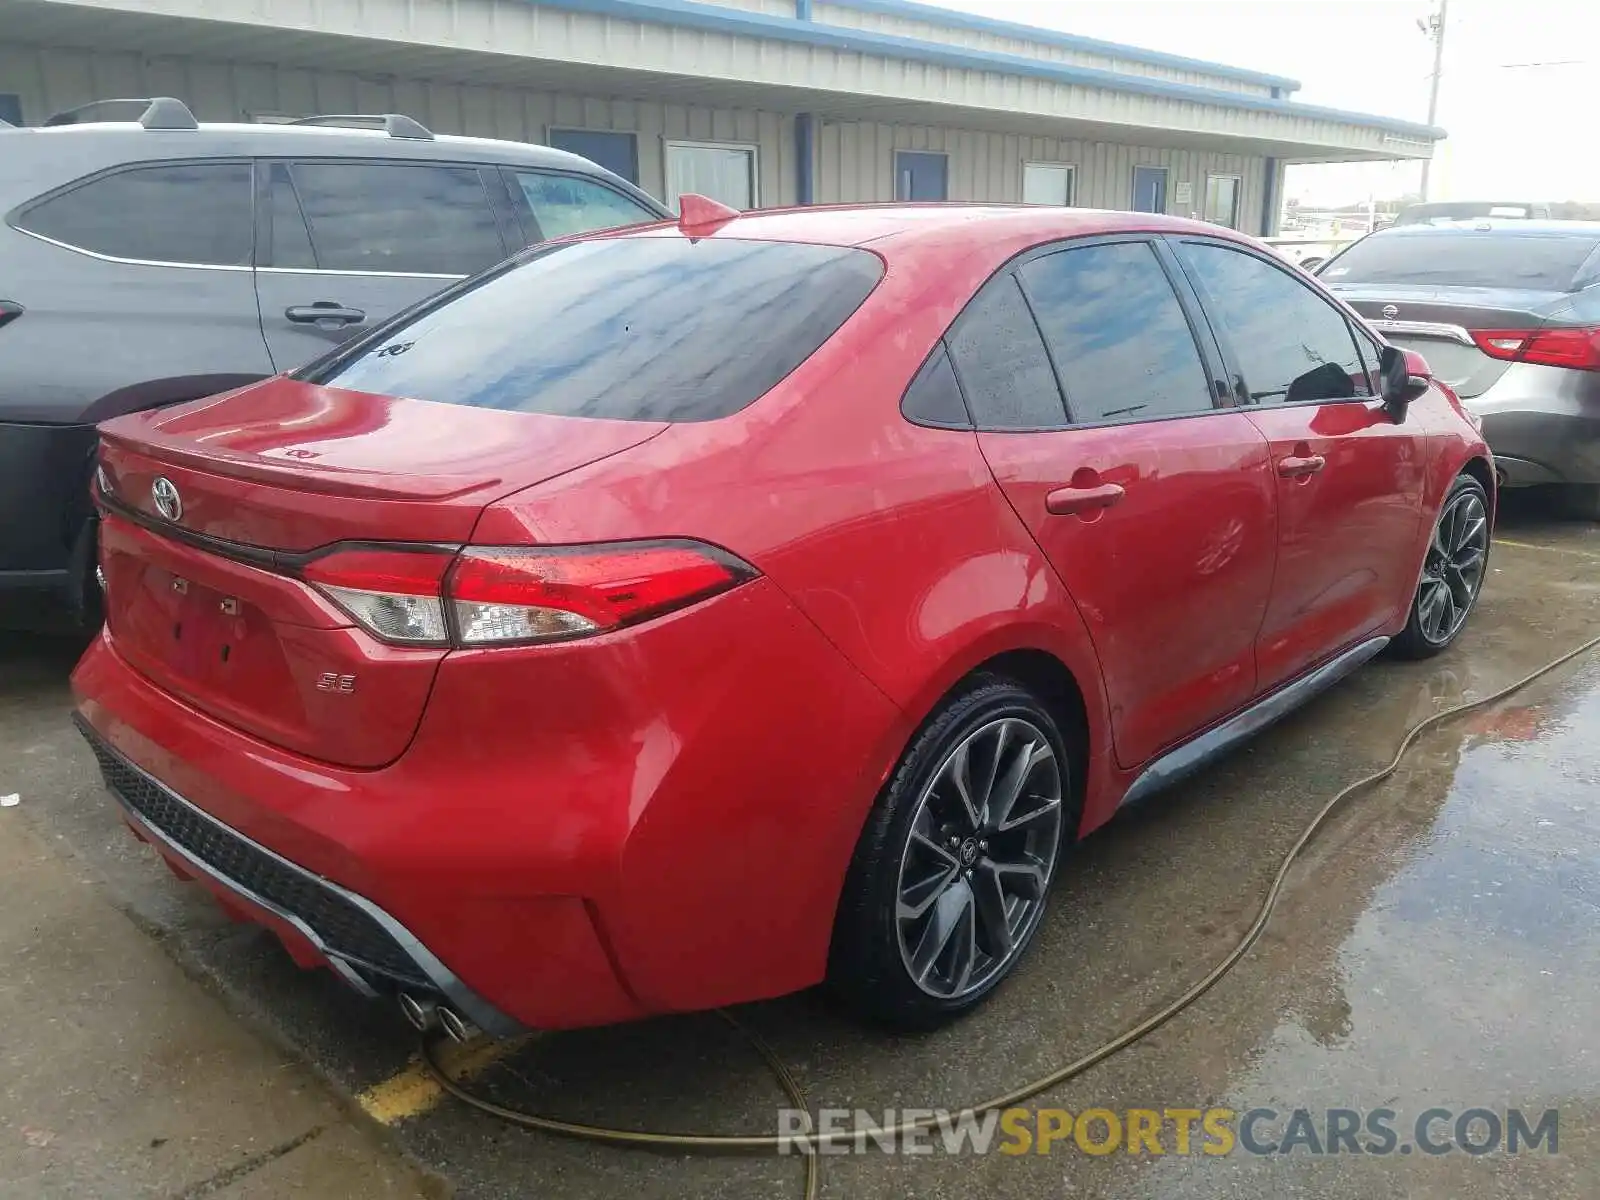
[357,1035,531,1125]
[1497,538,1600,559]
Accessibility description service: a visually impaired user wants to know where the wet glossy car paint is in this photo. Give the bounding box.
[72,206,1493,1029]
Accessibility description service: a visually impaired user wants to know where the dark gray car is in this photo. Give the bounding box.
[1319,220,1600,514]
[0,98,670,618]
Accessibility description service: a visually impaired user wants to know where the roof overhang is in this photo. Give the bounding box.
[0,0,1442,161]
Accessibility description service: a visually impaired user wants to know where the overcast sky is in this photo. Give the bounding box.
[935,0,1598,206]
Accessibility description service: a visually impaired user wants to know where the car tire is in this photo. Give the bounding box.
[64,515,103,630]
[828,675,1074,1030]
[1390,473,1491,660]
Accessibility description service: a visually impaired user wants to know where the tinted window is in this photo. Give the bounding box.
[513,171,657,240]
[290,162,505,275]
[946,276,1065,429]
[1321,231,1598,290]
[1180,242,1371,405]
[1394,202,1541,225]
[308,238,882,422]
[547,130,640,185]
[19,162,252,265]
[1021,241,1212,423]
[265,164,316,270]
[902,346,971,428]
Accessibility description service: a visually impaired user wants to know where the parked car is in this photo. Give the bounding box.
[1393,200,1552,226]
[0,97,670,623]
[72,203,1492,1035]
[1319,220,1600,514]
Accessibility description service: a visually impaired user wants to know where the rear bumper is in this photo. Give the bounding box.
[71,576,903,1029]
[0,420,96,584]
[76,716,524,1034]
[1464,366,1600,486]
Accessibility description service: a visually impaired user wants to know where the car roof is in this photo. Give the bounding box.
[1374,219,1600,237]
[619,203,1252,251]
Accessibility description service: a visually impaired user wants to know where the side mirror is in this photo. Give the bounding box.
[1378,344,1430,422]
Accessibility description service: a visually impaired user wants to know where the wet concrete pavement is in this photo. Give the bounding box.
[2,496,1597,1198]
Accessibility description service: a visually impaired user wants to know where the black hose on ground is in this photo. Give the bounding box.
[421,630,1600,1199]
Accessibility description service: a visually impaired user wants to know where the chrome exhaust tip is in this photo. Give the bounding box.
[398,992,439,1032]
[438,1006,478,1044]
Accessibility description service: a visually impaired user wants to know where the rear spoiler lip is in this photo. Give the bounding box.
[95,425,499,501]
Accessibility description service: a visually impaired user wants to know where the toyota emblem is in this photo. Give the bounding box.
[151,476,183,523]
[1382,304,1399,320]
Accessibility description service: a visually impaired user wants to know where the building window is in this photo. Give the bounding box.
[1022,162,1076,206]
[548,129,640,186]
[664,141,758,210]
[894,151,949,202]
[1205,174,1242,228]
[0,93,21,125]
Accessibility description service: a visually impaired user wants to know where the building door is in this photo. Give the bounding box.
[548,129,640,186]
[895,152,949,202]
[1132,165,1169,214]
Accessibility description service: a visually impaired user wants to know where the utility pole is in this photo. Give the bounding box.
[1420,0,1449,200]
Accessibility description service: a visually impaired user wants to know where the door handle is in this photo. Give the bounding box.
[285,303,366,326]
[1046,482,1125,516]
[1277,454,1327,478]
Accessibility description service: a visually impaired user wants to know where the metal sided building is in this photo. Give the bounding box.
[0,0,1442,234]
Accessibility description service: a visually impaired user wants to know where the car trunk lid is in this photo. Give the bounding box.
[95,376,666,766]
[1332,285,1571,398]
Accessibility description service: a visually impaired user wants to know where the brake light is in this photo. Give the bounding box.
[0,301,22,331]
[301,547,453,646]
[1471,326,1600,371]
[300,540,756,648]
[446,541,757,646]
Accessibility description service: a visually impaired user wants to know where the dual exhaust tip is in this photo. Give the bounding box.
[399,992,477,1043]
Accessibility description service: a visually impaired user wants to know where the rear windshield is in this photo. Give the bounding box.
[305,236,884,422]
[1394,202,1539,225]
[1323,232,1599,290]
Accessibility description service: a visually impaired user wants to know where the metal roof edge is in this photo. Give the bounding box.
[828,0,1302,93]
[533,0,1446,143]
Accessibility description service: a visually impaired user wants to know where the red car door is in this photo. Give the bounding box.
[1172,238,1429,693]
[960,238,1278,770]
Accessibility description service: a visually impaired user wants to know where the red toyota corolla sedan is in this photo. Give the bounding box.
[72,201,1493,1037]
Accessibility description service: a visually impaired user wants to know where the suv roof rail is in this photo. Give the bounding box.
[287,113,435,140]
[43,97,199,130]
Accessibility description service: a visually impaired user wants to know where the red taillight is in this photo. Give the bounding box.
[446,541,757,646]
[0,301,22,331]
[299,540,756,648]
[301,547,454,646]
[1471,326,1600,371]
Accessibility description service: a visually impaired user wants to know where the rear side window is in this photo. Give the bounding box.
[901,346,971,428]
[1020,241,1213,423]
[289,162,506,276]
[946,276,1065,429]
[1180,241,1372,405]
[307,237,883,422]
[1323,232,1600,290]
[16,162,252,266]
[264,164,316,270]
[512,171,658,240]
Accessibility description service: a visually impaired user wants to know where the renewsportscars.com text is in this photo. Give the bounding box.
[776,1106,1559,1157]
